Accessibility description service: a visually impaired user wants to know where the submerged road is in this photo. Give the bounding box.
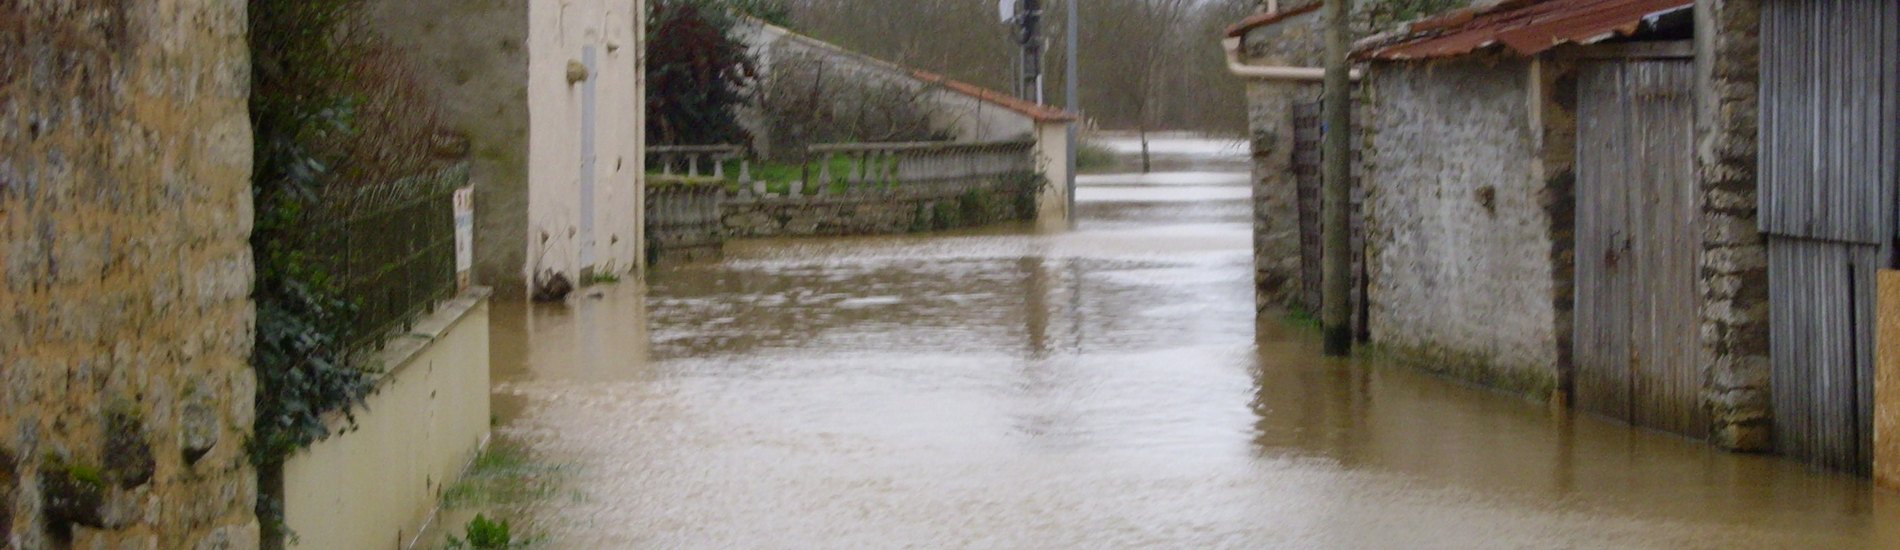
[487,137,1900,548]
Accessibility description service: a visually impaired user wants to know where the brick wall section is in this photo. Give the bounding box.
[1,2,259,547]
[1695,0,1770,451]
[1361,57,1562,397]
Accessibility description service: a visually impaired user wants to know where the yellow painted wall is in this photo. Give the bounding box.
[283,294,493,549]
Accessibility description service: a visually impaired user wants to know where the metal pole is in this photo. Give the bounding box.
[1321,0,1352,356]
[1064,0,1079,227]
[1022,0,1044,104]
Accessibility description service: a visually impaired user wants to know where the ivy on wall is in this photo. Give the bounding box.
[247,2,450,543]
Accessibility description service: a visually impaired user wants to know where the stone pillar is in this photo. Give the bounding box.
[1,1,260,547]
[1695,0,1771,451]
[1247,79,1308,311]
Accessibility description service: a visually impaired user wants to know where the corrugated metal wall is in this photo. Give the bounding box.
[1767,238,1880,474]
[1573,59,1704,438]
[1759,0,1899,245]
[1759,0,1899,474]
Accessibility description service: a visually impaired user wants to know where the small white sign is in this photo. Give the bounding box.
[453,187,474,288]
[999,0,1017,22]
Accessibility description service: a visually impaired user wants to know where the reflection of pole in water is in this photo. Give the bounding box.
[1021,256,1051,358]
[1069,259,1084,352]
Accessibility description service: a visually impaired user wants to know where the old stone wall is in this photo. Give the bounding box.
[1240,8,1326,312]
[365,0,532,297]
[722,178,1038,238]
[1695,0,1769,451]
[1,2,258,547]
[1361,57,1562,396]
[738,21,1038,157]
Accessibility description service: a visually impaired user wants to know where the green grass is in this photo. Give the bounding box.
[1283,306,1323,332]
[1076,140,1119,173]
[441,441,572,509]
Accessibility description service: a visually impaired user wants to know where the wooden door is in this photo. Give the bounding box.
[1573,59,1705,438]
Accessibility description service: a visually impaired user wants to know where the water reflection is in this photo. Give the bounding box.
[486,136,1900,548]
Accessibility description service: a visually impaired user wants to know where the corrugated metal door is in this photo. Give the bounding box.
[1758,0,1899,475]
[1767,239,1879,473]
[1573,59,1704,438]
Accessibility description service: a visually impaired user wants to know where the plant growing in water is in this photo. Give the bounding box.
[446,515,526,549]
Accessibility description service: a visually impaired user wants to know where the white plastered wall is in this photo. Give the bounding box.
[527,0,644,290]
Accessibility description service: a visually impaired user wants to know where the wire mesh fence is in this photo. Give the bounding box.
[301,162,468,353]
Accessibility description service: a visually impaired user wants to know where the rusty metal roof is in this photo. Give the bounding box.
[1357,0,1692,60]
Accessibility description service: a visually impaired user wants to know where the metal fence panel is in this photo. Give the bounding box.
[305,163,467,353]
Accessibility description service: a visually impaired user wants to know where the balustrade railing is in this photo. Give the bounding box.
[802,140,1035,196]
[648,144,754,184]
[647,140,1035,198]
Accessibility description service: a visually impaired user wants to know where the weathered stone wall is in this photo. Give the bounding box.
[1,2,258,547]
[738,21,1038,157]
[1240,8,1326,311]
[722,178,1038,238]
[1695,0,1769,451]
[365,0,532,296]
[1361,57,1562,397]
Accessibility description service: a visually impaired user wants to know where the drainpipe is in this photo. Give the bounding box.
[1222,37,1362,82]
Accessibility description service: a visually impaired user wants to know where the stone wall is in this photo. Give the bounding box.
[366,0,533,297]
[1240,7,1326,311]
[1695,0,1769,451]
[722,177,1039,238]
[1,2,258,547]
[369,0,647,297]
[738,20,1039,157]
[1361,57,1562,397]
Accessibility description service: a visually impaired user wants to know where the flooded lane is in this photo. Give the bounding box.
[488,137,1900,548]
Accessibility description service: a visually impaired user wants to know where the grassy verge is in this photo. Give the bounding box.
[1076,140,1119,173]
[423,440,574,549]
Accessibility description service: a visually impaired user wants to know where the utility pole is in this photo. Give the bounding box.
[1064,0,1078,226]
[1320,0,1353,356]
[1019,0,1045,104]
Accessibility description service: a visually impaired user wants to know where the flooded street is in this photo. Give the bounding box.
[487,137,1900,548]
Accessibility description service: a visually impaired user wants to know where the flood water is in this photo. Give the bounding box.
[487,137,1900,548]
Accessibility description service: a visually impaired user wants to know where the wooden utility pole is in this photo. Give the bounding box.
[1320,0,1353,356]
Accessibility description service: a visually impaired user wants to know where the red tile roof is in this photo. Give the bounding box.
[1224,2,1324,38]
[1357,0,1692,60]
[910,70,1077,123]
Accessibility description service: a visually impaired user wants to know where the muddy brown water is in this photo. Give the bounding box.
[485,138,1900,548]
